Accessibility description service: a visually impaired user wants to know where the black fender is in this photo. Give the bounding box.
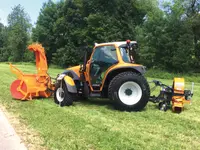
[63,75,77,93]
[62,70,80,80]
[103,66,146,87]
[57,74,77,93]
[109,66,146,75]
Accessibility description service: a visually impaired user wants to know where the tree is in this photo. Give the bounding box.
[7,4,31,62]
[32,0,58,63]
[183,0,200,61]
[32,0,199,72]
[33,0,157,67]
[0,23,5,48]
[136,0,200,72]
[0,23,9,62]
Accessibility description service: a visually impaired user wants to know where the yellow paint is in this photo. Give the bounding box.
[172,78,191,112]
[173,78,185,94]
[64,76,75,86]
[67,66,81,77]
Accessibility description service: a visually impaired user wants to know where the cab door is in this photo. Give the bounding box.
[89,45,118,90]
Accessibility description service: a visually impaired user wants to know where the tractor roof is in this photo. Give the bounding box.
[95,41,137,47]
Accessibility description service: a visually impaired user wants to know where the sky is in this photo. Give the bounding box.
[0,0,58,26]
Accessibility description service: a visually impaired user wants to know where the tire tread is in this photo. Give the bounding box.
[108,71,150,111]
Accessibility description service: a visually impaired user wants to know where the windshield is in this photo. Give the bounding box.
[120,47,131,63]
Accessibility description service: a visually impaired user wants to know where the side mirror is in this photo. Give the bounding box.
[132,43,139,51]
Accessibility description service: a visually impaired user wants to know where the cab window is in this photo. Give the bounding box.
[90,45,118,86]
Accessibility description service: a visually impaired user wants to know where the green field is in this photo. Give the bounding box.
[0,63,200,150]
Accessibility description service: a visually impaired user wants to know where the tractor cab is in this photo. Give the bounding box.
[88,41,140,90]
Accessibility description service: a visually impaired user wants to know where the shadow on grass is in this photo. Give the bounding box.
[12,96,151,112]
[76,98,151,112]
[77,98,115,110]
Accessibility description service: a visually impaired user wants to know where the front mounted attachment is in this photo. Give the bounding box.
[10,43,55,100]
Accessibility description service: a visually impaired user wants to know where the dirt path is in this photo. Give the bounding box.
[0,108,27,150]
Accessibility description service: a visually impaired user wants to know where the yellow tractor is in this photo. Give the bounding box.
[54,40,150,111]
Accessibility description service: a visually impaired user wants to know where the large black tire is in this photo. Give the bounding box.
[54,80,73,107]
[108,72,150,111]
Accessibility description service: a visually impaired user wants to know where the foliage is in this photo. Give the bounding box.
[0,23,9,61]
[0,5,32,62]
[31,0,200,72]
[7,5,32,62]
[32,0,58,63]
[32,0,156,67]
[137,0,200,72]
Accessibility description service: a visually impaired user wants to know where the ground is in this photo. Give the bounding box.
[0,106,26,150]
[0,63,200,150]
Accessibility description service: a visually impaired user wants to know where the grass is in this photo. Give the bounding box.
[146,68,200,83]
[0,62,200,150]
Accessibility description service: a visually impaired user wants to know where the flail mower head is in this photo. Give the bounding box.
[10,44,54,100]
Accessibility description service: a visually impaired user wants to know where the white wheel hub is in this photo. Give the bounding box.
[56,87,65,102]
[118,81,142,105]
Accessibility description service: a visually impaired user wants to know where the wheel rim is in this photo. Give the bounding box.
[56,87,65,102]
[118,81,142,105]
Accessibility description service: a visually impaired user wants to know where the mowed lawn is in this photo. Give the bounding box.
[0,63,200,150]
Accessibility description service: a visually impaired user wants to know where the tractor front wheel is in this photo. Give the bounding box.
[108,72,150,111]
[54,81,73,107]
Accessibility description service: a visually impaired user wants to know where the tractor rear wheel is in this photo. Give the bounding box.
[108,72,150,111]
[54,80,73,107]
